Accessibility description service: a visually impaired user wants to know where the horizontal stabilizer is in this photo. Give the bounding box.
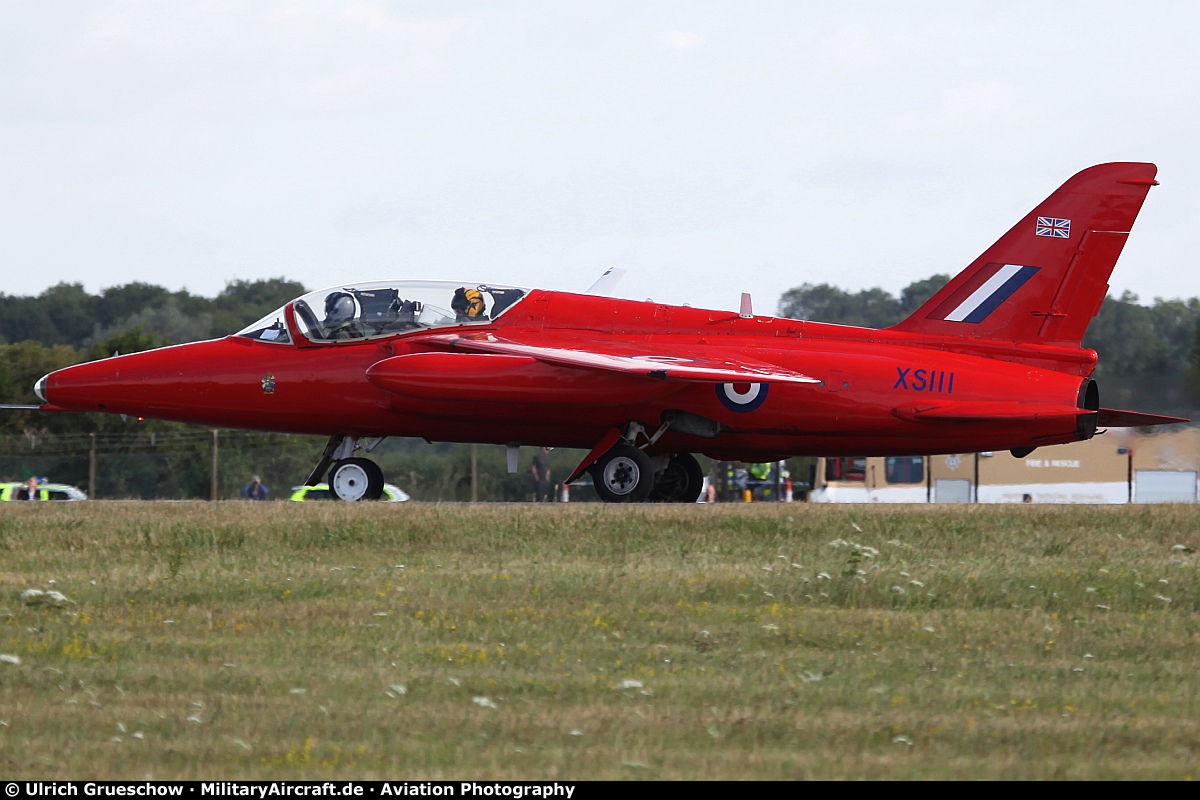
[894,400,1088,423]
[1096,408,1189,427]
[0,404,43,410]
[423,333,821,385]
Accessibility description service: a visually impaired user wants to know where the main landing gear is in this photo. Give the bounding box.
[307,435,386,501]
[579,423,706,504]
[590,444,653,503]
[648,452,705,503]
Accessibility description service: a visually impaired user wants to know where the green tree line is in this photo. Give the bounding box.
[0,279,315,498]
[778,278,1200,415]
[0,279,305,427]
[0,277,585,500]
[2,275,1195,499]
[0,278,307,350]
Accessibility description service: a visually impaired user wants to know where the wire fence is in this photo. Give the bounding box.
[0,431,743,503]
[0,430,321,454]
[0,430,323,500]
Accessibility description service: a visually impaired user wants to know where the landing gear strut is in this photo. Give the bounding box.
[309,435,387,501]
[568,421,707,503]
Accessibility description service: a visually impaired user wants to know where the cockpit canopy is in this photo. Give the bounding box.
[236,280,529,345]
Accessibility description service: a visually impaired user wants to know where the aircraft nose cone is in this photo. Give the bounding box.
[40,359,123,412]
[41,343,222,416]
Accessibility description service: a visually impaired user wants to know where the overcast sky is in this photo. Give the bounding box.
[3,1,1198,315]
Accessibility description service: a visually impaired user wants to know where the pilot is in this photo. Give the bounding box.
[322,292,363,339]
[451,287,487,322]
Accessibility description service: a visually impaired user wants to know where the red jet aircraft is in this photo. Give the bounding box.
[14,162,1186,502]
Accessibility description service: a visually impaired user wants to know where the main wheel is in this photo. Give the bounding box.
[590,444,654,503]
[329,458,385,501]
[648,453,705,503]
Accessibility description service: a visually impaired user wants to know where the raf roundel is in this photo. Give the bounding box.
[716,382,769,413]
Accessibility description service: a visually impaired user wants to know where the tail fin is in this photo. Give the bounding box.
[891,163,1157,346]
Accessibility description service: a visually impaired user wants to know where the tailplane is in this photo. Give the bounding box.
[891,163,1157,346]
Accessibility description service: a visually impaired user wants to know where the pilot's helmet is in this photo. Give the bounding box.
[451,287,486,318]
[324,292,356,324]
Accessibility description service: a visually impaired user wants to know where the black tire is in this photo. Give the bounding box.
[360,458,385,500]
[590,444,654,503]
[649,453,705,503]
[329,457,385,501]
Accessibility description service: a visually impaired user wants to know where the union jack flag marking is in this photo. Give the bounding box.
[1036,217,1071,238]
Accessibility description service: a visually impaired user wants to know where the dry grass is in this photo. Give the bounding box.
[0,502,1197,779]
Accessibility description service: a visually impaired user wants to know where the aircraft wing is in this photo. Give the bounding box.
[1096,408,1189,427]
[422,332,821,385]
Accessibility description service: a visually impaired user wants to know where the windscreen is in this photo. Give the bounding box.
[236,307,292,344]
[289,280,529,343]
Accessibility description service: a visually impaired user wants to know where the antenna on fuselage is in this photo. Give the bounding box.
[739,293,753,319]
[585,267,627,296]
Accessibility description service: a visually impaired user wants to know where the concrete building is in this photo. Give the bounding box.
[808,426,1199,504]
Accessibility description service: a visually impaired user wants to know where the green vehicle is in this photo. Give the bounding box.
[290,483,409,502]
[0,482,88,501]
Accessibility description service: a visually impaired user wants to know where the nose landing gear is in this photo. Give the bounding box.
[329,457,385,501]
[308,435,387,501]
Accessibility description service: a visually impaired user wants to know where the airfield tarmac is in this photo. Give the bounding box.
[0,502,1196,779]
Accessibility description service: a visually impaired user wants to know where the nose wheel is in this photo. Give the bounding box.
[329,457,385,501]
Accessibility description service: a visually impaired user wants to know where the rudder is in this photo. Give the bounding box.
[891,163,1157,346]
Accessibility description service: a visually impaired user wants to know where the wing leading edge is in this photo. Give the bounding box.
[422,333,821,385]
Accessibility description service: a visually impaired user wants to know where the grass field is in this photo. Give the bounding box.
[0,502,1197,780]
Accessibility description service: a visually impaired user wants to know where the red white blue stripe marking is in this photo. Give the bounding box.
[927,263,1040,324]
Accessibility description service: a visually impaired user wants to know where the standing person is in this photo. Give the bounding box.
[531,447,552,502]
[17,476,39,500]
[242,475,269,501]
[717,461,739,502]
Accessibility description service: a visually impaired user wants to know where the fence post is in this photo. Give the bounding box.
[211,429,219,501]
[88,433,97,500]
[470,443,478,503]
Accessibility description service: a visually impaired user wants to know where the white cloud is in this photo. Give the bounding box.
[1,2,1199,309]
[813,24,889,79]
[890,82,1041,135]
[658,30,704,51]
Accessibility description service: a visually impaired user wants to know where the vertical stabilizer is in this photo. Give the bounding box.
[891,163,1157,346]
